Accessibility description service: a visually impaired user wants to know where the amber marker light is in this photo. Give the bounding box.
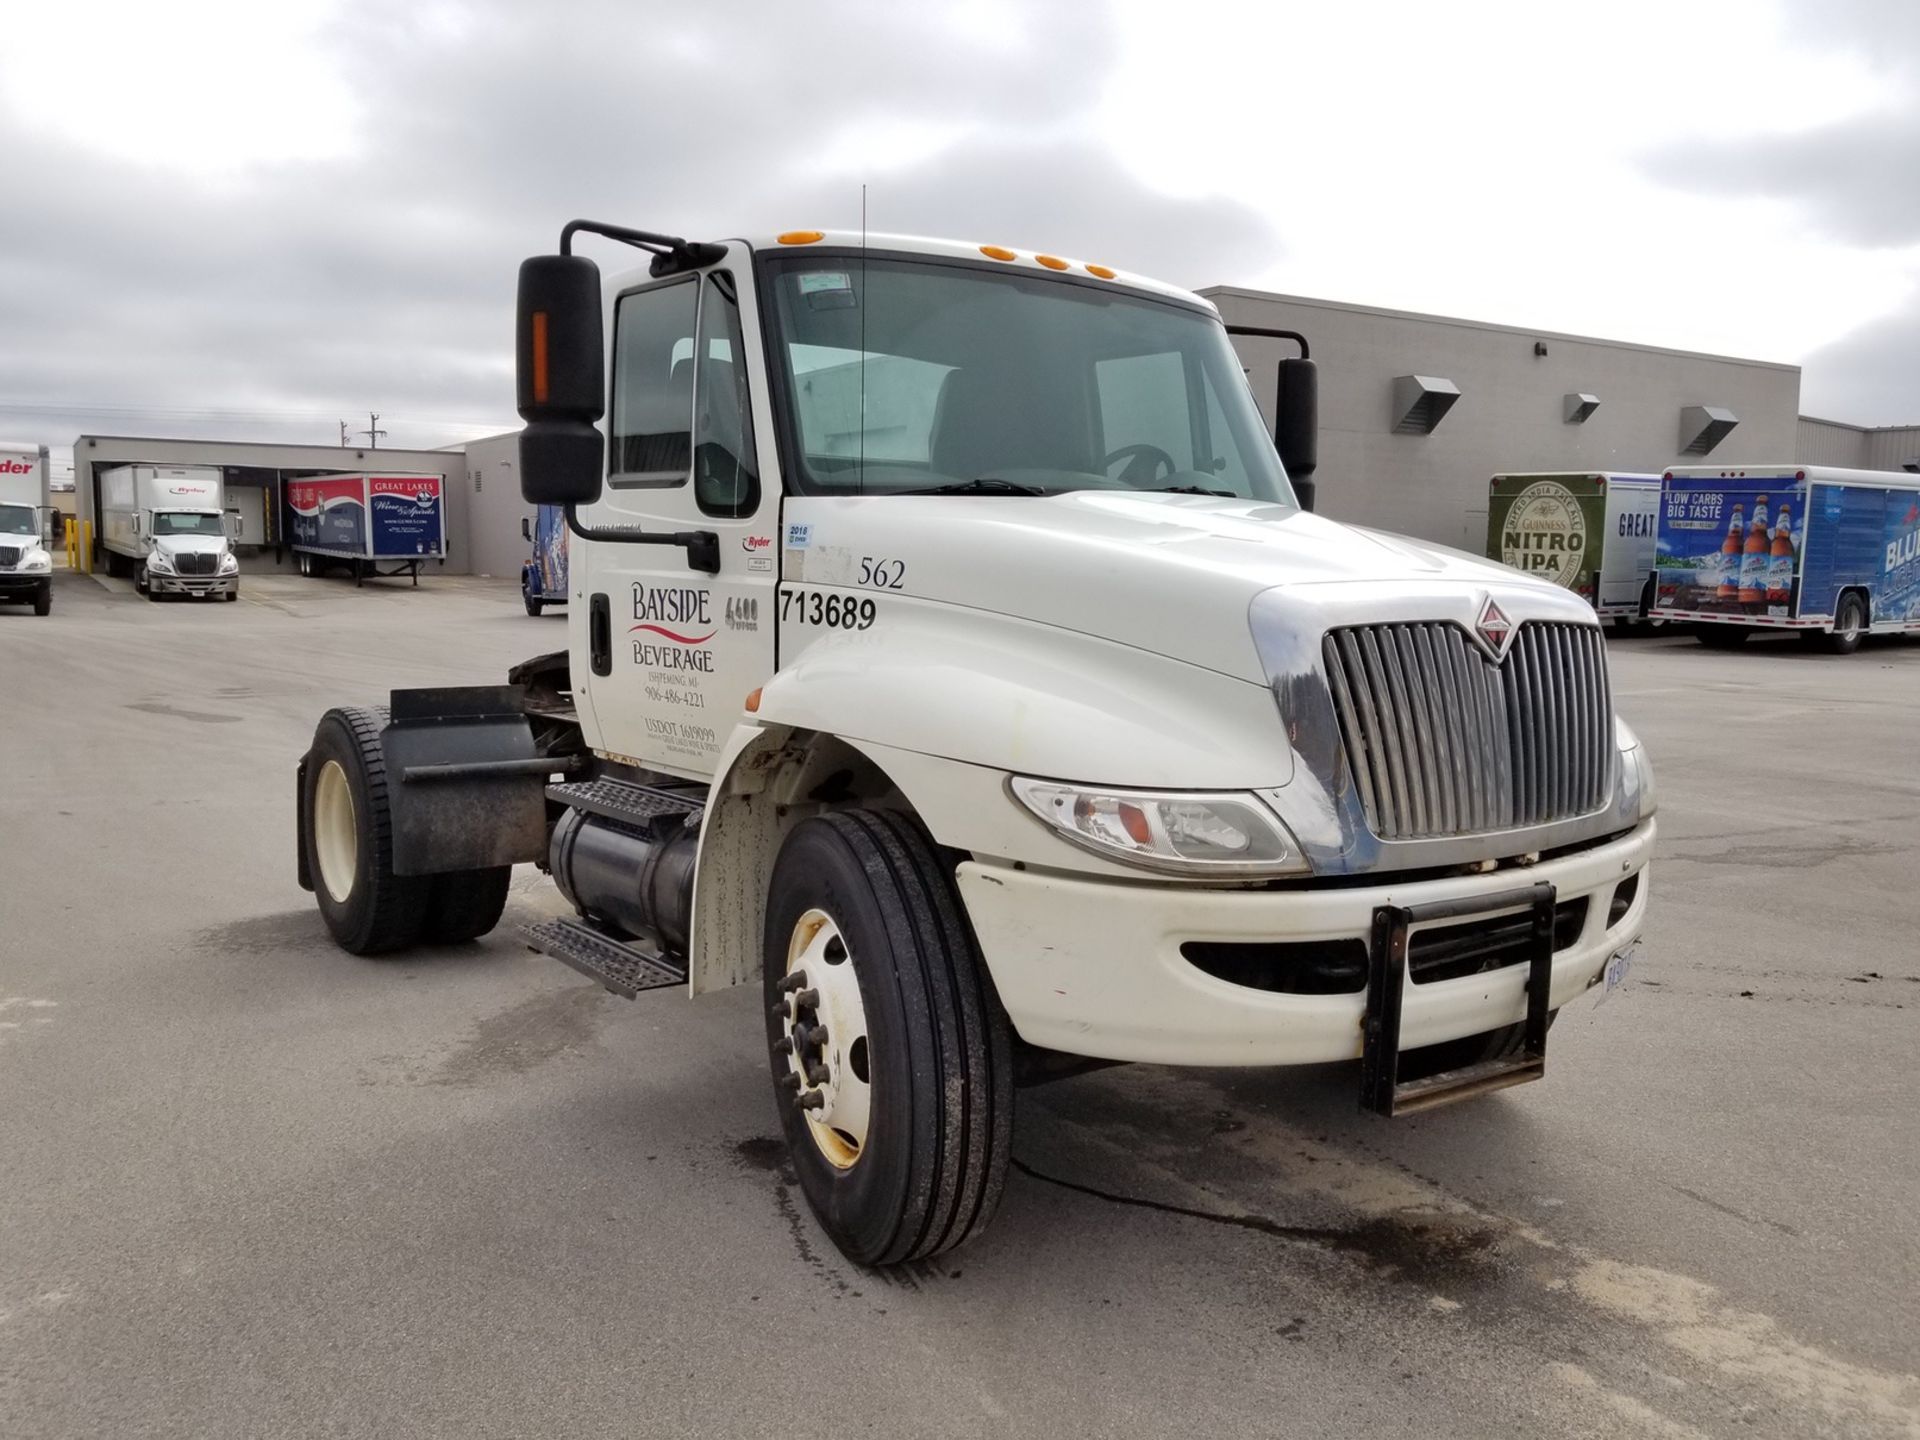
[1085,263,1117,279]
[1034,254,1069,270]
[980,245,1017,261]
[777,230,825,245]
[531,312,550,403]
[745,687,763,713]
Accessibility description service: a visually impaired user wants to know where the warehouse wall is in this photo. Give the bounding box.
[1204,288,1802,553]
[1796,417,1920,472]
[462,431,534,579]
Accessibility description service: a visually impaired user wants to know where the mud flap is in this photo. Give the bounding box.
[1361,882,1555,1117]
[381,686,553,876]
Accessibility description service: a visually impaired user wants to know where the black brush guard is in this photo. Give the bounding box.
[1361,882,1555,1117]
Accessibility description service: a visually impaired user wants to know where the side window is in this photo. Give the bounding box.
[1203,376,1250,490]
[1095,351,1194,474]
[610,280,698,486]
[693,274,761,517]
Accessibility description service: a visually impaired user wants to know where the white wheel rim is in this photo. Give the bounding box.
[313,759,358,904]
[779,909,871,1169]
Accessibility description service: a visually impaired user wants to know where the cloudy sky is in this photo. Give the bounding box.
[1,0,1914,475]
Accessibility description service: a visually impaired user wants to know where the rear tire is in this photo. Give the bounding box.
[764,810,1014,1266]
[1824,593,1867,655]
[422,867,512,944]
[303,706,430,955]
[523,579,542,617]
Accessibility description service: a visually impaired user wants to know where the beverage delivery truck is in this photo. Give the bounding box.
[100,464,239,601]
[520,503,569,614]
[293,222,1657,1265]
[1651,463,1920,653]
[288,472,447,585]
[0,443,53,616]
[1487,473,1659,626]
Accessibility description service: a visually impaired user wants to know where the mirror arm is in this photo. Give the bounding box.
[563,504,720,575]
[1223,324,1308,359]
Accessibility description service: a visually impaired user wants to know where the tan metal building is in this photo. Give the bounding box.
[1795,417,1920,473]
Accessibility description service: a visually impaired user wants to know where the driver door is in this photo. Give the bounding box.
[572,260,780,778]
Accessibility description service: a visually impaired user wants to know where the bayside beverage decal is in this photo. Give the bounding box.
[631,584,716,671]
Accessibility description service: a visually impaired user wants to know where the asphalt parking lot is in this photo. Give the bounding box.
[3,569,1917,1439]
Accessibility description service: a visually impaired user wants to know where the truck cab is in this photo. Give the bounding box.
[100,465,239,601]
[0,450,53,616]
[295,224,1656,1267]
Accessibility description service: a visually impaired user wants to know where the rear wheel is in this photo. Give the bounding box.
[764,810,1014,1266]
[422,868,511,944]
[1824,592,1867,655]
[523,574,543,617]
[303,706,430,955]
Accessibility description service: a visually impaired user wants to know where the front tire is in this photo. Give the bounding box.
[763,810,1014,1266]
[32,581,50,616]
[303,706,430,955]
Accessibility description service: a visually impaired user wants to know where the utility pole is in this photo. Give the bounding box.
[338,420,349,446]
[360,412,387,450]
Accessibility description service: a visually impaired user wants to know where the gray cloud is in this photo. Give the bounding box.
[0,0,1280,453]
[1801,289,1920,425]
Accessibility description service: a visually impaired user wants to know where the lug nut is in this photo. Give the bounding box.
[777,1071,801,1092]
[778,971,808,994]
[807,1064,830,1086]
[794,989,820,1010]
[797,1091,826,1111]
[773,1035,793,1056]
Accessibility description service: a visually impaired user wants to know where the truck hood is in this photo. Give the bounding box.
[781,491,1574,683]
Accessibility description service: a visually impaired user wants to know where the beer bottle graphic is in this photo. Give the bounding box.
[1715,504,1745,600]
[1766,503,1795,604]
[1739,496,1771,604]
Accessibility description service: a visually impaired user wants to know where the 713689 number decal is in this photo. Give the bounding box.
[781,588,877,630]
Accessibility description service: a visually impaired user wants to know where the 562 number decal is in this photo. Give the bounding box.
[781,588,877,630]
[859,557,907,589]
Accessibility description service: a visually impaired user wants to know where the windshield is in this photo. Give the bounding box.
[761,252,1295,504]
[152,511,224,537]
[0,503,34,536]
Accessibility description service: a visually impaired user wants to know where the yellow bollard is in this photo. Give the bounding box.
[82,520,93,574]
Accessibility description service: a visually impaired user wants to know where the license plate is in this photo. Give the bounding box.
[1602,943,1640,999]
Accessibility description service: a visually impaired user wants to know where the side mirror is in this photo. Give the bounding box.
[1274,357,1318,513]
[516,254,606,507]
[520,516,532,542]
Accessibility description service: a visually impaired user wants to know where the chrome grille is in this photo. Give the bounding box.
[176,552,217,575]
[0,545,19,567]
[1323,621,1612,840]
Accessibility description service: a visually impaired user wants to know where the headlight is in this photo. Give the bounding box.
[21,549,50,572]
[219,553,238,573]
[147,552,173,573]
[1010,777,1308,876]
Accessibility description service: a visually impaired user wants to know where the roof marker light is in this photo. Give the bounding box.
[777,230,824,245]
[980,245,1017,261]
[1035,254,1069,270]
[1085,263,1117,279]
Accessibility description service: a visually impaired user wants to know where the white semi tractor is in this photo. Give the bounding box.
[0,442,53,616]
[100,464,239,601]
[294,222,1656,1265]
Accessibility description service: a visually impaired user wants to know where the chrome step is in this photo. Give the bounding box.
[522,916,687,998]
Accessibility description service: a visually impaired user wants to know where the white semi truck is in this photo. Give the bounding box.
[100,464,239,601]
[294,222,1656,1265]
[0,443,53,616]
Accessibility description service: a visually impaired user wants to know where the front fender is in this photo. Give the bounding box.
[759,599,1290,790]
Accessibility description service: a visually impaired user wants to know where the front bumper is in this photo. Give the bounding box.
[0,572,50,595]
[150,572,237,596]
[955,818,1654,1066]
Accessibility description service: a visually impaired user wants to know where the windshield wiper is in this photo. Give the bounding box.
[1141,484,1235,498]
[905,476,1049,497]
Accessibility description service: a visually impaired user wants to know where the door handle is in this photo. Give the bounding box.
[589,593,612,676]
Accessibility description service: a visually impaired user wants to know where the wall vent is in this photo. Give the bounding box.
[1902,459,1920,474]
[1391,375,1461,436]
[1564,393,1600,425]
[1679,405,1739,456]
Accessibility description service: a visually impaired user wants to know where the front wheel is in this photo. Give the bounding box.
[32,582,50,616]
[763,810,1014,1266]
[523,575,543,617]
